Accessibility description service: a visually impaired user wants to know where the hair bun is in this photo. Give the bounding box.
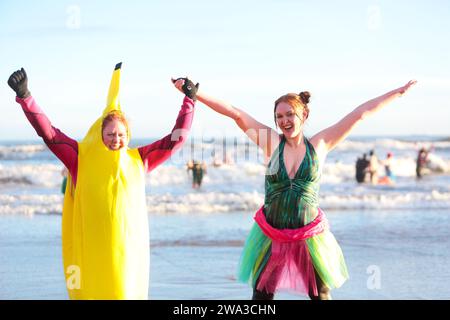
[299,91,311,105]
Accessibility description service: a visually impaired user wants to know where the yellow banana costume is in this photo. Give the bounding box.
[62,63,149,299]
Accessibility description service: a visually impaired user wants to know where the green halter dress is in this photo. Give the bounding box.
[238,136,348,295]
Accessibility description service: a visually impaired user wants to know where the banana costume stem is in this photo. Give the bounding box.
[16,63,196,299]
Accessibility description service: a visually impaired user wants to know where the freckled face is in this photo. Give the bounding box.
[102,119,128,150]
[275,102,305,138]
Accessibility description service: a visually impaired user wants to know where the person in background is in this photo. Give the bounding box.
[61,167,68,194]
[355,153,370,183]
[369,150,379,184]
[187,160,207,189]
[378,152,395,185]
[384,152,394,179]
[416,147,429,179]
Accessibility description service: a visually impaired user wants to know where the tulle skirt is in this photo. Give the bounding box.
[237,207,349,296]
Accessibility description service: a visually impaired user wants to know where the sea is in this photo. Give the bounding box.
[1,135,450,299]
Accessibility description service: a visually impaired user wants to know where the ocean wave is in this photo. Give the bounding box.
[152,239,244,247]
[0,144,47,160]
[320,190,450,210]
[145,191,264,214]
[0,163,63,187]
[2,188,450,216]
[2,157,449,193]
[0,194,63,216]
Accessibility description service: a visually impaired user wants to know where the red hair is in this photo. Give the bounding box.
[102,111,129,135]
[274,91,311,125]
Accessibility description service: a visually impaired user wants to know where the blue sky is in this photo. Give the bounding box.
[1,0,449,141]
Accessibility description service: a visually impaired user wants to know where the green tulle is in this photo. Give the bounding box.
[237,223,271,287]
[238,223,349,290]
[306,231,349,289]
[237,136,349,291]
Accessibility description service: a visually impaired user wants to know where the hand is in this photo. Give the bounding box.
[398,80,417,96]
[7,68,31,99]
[171,77,199,100]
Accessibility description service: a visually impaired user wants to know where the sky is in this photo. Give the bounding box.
[0,0,449,141]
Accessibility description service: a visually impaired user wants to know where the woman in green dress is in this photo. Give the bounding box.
[174,78,417,300]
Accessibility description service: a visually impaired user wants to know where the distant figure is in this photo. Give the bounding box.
[224,153,234,165]
[378,152,395,185]
[384,152,394,178]
[187,160,207,188]
[369,150,379,184]
[416,147,429,179]
[212,157,223,167]
[61,167,68,194]
[355,153,370,183]
[211,152,223,167]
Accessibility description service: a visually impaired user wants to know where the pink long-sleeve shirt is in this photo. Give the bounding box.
[16,95,195,186]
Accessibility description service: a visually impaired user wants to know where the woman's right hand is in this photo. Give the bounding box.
[8,68,31,99]
[171,77,199,100]
[171,77,185,94]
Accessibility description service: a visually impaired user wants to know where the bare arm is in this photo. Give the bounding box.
[311,80,417,158]
[173,79,280,158]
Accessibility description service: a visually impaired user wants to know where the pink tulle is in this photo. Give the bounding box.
[254,206,329,296]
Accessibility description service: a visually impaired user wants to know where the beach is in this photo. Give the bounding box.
[1,208,450,300]
[1,136,450,299]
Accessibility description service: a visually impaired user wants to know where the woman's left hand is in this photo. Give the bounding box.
[398,80,417,95]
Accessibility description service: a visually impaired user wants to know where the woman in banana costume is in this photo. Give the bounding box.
[7,64,197,299]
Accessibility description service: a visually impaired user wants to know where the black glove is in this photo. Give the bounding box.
[7,68,31,99]
[173,77,199,100]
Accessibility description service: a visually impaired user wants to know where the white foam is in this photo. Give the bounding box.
[1,137,449,216]
[320,190,450,210]
[2,186,450,216]
[145,191,264,214]
[0,163,62,187]
[0,194,63,216]
[0,144,46,154]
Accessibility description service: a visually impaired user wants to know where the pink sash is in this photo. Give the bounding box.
[253,206,329,296]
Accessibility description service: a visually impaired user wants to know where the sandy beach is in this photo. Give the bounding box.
[2,136,450,299]
[2,209,450,300]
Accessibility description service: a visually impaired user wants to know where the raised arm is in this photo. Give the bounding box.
[138,82,195,173]
[8,68,79,184]
[311,80,417,157]
[172,78,280,159]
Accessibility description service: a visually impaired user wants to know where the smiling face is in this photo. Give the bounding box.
[275,101,305,139]
[102,118,128,151]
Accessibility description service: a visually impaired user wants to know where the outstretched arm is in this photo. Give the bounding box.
[172,78,280,159]
[311,80,417,156]
[138,83,195,173]
[8,68,79,184]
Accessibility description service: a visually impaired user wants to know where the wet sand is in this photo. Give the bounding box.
[1,209,450,300]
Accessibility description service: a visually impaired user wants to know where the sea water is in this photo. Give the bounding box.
[1,136,450,299]
[1,136,450,215]
[2,209,450,299]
